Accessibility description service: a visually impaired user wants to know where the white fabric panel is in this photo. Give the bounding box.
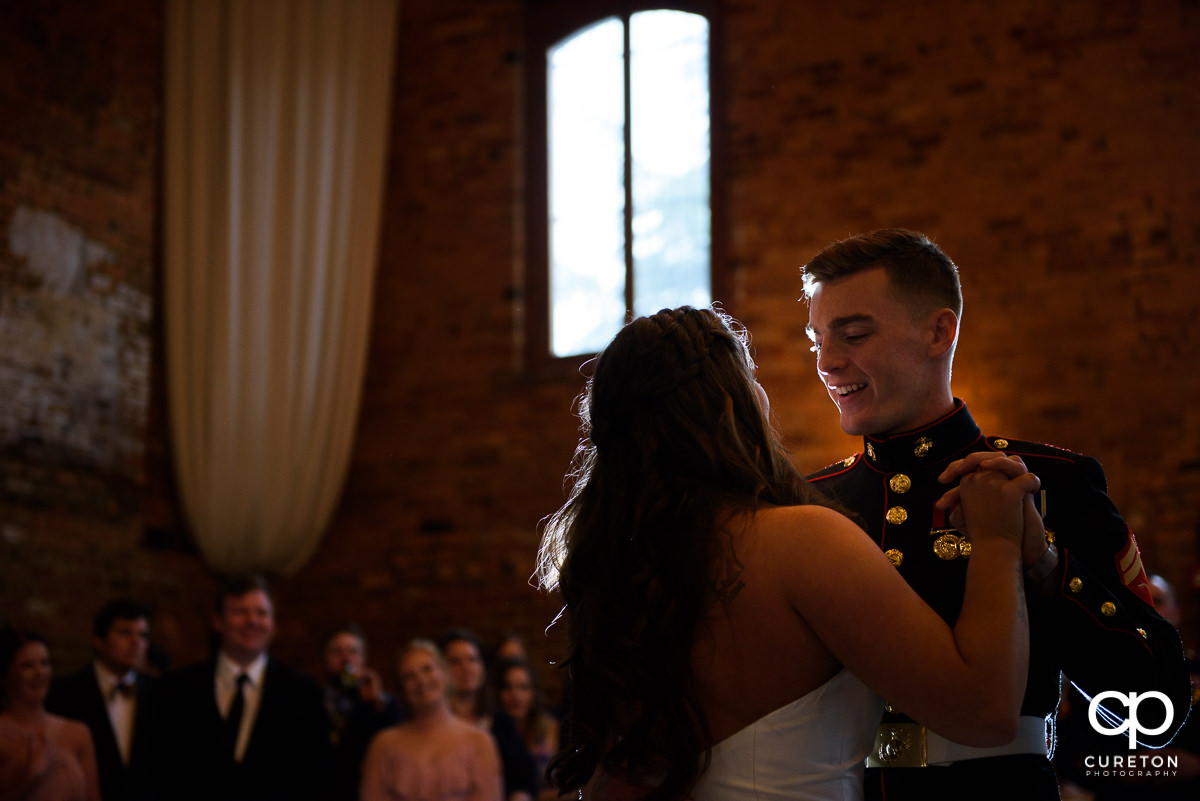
[164,0,398,575]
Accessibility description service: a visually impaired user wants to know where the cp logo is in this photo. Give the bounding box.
[1088,691,1174,748]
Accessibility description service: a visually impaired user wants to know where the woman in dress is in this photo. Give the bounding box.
[359,640,501,801]
[492,659,558,801]
[0,627,100,801]
[535,306,1039,801]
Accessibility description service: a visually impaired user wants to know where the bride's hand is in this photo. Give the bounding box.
[936,454,1040,547]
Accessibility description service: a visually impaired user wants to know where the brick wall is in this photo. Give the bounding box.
[2,0,1198,698]
[0,0,217,672]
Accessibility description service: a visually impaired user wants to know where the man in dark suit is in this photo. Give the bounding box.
[153,574,330,801]
[46,598,157,801]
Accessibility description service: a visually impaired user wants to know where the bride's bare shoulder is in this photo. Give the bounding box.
[750,504,874,562]
[755,504,861,536]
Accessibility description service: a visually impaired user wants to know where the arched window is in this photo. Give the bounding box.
[525,1,722,368]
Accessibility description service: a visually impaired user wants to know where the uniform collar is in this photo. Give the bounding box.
[860,399,981,472]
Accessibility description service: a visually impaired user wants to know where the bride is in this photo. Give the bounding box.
[535,306,1037,801]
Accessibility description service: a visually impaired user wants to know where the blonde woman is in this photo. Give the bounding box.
[360,640,501,801]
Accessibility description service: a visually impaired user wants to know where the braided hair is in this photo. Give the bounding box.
[536,306,839,800]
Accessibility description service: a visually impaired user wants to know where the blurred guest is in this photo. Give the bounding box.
[153,575,330,801]
[436,630,490,728]
[492,659,558,801]
[0,626,100,801]
[360,640,501,801]
[140,645,169,681]
[321,625,400,801]
[46,599,157,801]
[491,635,526,665]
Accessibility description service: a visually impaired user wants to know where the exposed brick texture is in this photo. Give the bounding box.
[1,0,1198,701]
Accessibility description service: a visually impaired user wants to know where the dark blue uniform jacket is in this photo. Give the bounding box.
[807,401,1190,800]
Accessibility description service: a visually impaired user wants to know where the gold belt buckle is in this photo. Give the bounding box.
[866,722,928,768]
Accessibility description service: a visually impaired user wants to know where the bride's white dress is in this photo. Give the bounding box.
[691,669,882,801]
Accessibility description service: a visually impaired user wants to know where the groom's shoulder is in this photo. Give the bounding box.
[806,453,863,483]
[983,433,1084,460]
[980,435,1098,478]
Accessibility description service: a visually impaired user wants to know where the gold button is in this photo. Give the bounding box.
[843,456,856,467]
[1137,628,1148,639]
[914,437,933,457]
[885,549,903,567]
[1101,602,1116,617]
[886,506,908,525]
[933,534,961,560]
[993,438,1009,449]
[1069,577,1083,593]
[957,538,973,558]
[889,474,912,494]
[867,443,877,461]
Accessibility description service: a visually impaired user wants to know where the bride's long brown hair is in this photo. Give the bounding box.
[536,306,841,800]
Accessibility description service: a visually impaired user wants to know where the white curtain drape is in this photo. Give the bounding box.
[163,0,398,576]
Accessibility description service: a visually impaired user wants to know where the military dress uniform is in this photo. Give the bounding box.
[807,400,1190,801]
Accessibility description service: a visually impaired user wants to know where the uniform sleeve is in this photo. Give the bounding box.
[1038,454,1190,748]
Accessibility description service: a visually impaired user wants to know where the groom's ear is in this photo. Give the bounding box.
[926,308,958,359]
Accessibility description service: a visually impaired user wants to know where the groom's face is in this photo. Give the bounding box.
[806,266,942,437]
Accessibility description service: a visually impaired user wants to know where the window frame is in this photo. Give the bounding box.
[523,0,726,375]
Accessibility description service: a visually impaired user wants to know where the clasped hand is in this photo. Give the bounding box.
[935,453,1045,563]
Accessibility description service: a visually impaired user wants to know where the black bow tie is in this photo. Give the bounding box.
[111,681,135,700]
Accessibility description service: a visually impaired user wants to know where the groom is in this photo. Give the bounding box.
[800,229,1189,800]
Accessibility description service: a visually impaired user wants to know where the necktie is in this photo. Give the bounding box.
[226,673,248,755]
[111,680,135,700]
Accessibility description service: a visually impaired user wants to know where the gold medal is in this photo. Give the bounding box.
[933,534,961,560]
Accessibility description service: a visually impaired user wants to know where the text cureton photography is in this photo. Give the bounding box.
[1082,690,1179,780]
[1084,753,1179,779]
